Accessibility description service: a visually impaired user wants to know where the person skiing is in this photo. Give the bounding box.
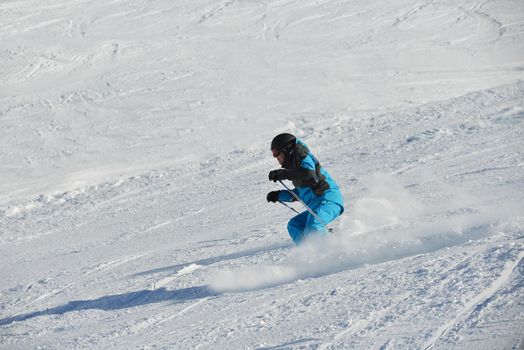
[266,133,344,244]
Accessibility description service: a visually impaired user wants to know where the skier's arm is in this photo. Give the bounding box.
[281,168,317,182]
[274,155,319,182]
[278,189,298,202]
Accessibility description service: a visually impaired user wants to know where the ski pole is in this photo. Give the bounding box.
[279,200,300,214]
[278,180,333,233]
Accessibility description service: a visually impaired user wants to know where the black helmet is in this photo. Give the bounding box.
[271,133,296,153]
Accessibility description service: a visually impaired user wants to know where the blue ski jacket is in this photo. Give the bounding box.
[277,139,344,213]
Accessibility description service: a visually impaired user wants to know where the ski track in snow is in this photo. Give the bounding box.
[423,251,524,350]
[1,0,524,348]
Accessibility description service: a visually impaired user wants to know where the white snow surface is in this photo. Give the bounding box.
[1,0,524,349]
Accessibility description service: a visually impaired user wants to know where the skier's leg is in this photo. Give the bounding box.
[287,211,309,244]
[303,201,343,240]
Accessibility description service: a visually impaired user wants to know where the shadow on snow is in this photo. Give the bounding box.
[0,285,215,326]
[0,242,293,327]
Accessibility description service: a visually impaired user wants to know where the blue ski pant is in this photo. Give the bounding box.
[287,200,343,244]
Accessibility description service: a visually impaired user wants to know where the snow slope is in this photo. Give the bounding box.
[1,0,523,349]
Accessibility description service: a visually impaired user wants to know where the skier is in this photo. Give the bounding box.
[266,133,344,244]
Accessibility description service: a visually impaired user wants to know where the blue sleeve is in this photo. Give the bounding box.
[278,189,298,202]
[300,154,317,171]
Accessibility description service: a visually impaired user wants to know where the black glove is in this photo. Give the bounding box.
[268,169,286,182]
[266,191,280,203]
